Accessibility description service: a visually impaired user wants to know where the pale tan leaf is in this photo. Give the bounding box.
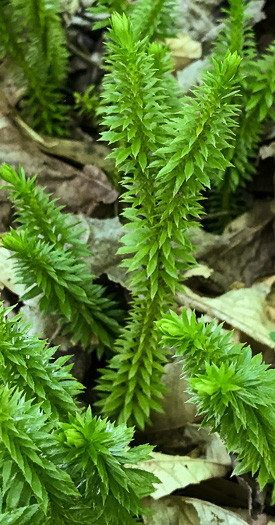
[143,496,248,525]
[260,141,275,159]
[166,33,202,70]
[178,278,275,349]
[13,114,114,174]
[139,452,230,499]
[184,424,231,466]
[149,359,198,431]
[0,247,24,295]
[184,263,213,280]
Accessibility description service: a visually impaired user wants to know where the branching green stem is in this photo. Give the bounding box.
[96,13,241,429]
[158,309,275,502]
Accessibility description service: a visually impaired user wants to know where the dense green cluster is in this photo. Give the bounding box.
[208,0,275,229]
[90,0,177,39]
[0,304,157,524]
[0,0,68,135]
[96,13,241,429]
[158,310,275,501]
[0,305,82,420]
[0,164,121,353]
[130,0,178,41]
[0,0,274,513]
[87,0,179,128]
[89,0,128,29]
[74,85,100,125]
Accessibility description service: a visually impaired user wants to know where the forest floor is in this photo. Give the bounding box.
[0,1,275,524]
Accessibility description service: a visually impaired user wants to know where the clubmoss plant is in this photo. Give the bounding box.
[208,0,275,230]
[0,305,82,420]
[130,0,178,42]
[158,310,275,502]
[89,0,178,38]
[95,13,242,429]
[0,0,69,136]
[74,85,100,125]
[89,0,129,30]
[0,2,274,508]
[0,303,157,524]
[91,0,181,129]
[0,164,122,353]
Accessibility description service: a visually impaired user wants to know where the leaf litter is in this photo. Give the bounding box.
[0,1,274,523]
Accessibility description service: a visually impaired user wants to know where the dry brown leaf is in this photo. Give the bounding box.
[143,496,248,525]
[178,277,275,349]
[139,452,230,499]
[166,33,202,70]
[183,424,231,466]
[0,247,24,295]
[54,164,118,213]
[0,98,116,222]
[149,359,198,432]
[191,200,275,291]
[14,114,114,175]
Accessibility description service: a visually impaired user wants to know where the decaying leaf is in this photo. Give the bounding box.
[60,0,80,16]
[14,114,114,174]
[177,0,223,44]
[86,216,125,278]
[0,94,118,221]
[143,496,248,525]
[260,141,275,159]
[183,424,231,466]
[184,264,213,280]
[191,200,275,291]
[54,164,118,213]
[178,277,275,349]
[139,452,230,499]
[166,33,202,70]
[0,247,24,295]
[149,359,199,432]
[264,281,275,323]
[246,0,266,23]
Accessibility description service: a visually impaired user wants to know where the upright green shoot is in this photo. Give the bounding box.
[96,13,241,429]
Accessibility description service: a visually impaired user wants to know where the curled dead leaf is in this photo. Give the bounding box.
[138,452,230,499]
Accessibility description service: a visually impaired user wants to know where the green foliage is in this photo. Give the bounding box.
[0,0,273,512]
[89,0,129,30]
[158,310,275,500]
[147,41,181,113]
[0,0,69,136]
[208,0,275,230]
[90,0,180,164]
[130,0,178,41]
[0,506,41,525]
[60,409,157,524]
[0,386,79,521]
[0,302,157,523]
[0,305,82,420]
[212,0,255,58]
[90,0,178,39]
[0,164,122,352]
[95,12,242,429]
[74,85,100,124]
